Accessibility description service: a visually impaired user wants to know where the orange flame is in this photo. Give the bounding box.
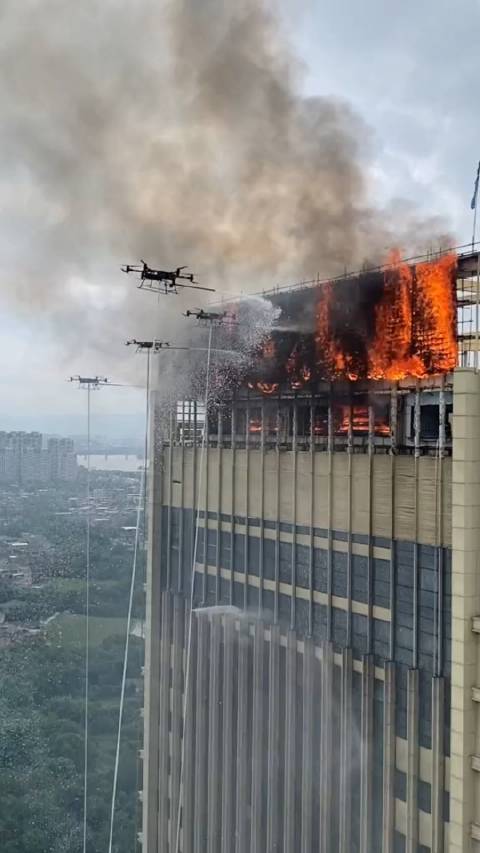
[286,344,312,389]
[255,381,279,395]
[414,252,457,372]
[248,336,280,394]
[315,281,338,376]
[337,405,390,436]
[368,250,425,380]
[314,250,457,382]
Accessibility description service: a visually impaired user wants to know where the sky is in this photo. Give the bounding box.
[295,0,479,229]
[0,0,479,436]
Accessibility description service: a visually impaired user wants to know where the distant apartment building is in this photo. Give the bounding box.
[47,437,77,482]
[0,431,77,485]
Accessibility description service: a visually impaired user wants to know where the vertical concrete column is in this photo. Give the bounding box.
[319,640,334,853]
[450,368,480,853]
[327,397,334,641]
[309,394,315,636]
[221,615,236,853]
[389,385,398,661]
[339,647,353,853]
[274,399,281,624]
[202,409,210,604]
[259,401,266,616]
[359,654,374,853]
[182,611,197,853]
[382,661,396,853]
[347,401,354,453]
[142,433,163,853]
[215,410,223,602]
[283,629,297,852]
[192,401,197,567]
[169,595,185,851]
[166,412,174,588]
[431,675,445,853]
[436,380,446,678]
[346,430,353,646]
[178,403,185,594]
[207,614,222,853]
[236,620,250,853]
[229,404,236,604]
[301,637,315,853]
[194,614,209,853]
[291,401,298,629]
[266,625,281,852]
[290,396,298,631]
[250,621,265,853]
[367,405,374,653]
[244,400,250,610]
[413,386,421,668]
[157,591,172,852]
[406,668,419,853]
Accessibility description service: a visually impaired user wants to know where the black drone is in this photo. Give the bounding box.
[183,308,237,325]
[125,339,172,353]
[121,261,214,295]
[69,375,110,386]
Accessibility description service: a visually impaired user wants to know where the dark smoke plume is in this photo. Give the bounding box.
[0,0,450,377]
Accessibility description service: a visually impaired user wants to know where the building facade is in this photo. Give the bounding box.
[0,432,77,485]
[141,252,480,853]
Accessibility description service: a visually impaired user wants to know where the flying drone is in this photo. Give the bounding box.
[125,339,172,353]
[183,308,237,325]
[69,374,143,390]
[69,375,110,387]
[121,261,215,295]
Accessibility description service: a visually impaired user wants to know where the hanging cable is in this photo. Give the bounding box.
[174,323,214,853]
[83,383,92,853]
[107,350,150,853]
[143,349,150,552]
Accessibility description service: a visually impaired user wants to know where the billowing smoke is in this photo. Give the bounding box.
[0,0,450,379]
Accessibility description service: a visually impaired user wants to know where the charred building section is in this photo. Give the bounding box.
[235,251,458,393]
[140,250,480,853]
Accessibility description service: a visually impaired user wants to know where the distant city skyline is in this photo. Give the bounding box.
[0,412,145,442]
[0,431,77,485]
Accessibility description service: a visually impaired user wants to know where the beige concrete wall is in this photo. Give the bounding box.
[449,368,480,853]
[167,447,452,547]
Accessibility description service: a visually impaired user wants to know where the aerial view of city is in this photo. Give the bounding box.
[0,430,144,851]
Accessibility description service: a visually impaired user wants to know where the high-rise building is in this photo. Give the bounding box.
[47,437,77,482]
[141,249,480,853]
[0,432,77,484]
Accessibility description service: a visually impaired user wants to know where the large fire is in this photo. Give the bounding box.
[367,250,424,380]
[367,251,456,380]
[247,251,457,393]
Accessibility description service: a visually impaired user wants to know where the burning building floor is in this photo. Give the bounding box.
[237,249,458,388]
[140,247,480,853]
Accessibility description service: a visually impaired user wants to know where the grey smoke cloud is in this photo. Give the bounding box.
[0,0,451,376]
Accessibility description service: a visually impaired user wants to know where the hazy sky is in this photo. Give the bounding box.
[295,0,479,231]
[1,0,478,432]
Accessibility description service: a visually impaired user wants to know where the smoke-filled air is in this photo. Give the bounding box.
[0,0,451,376]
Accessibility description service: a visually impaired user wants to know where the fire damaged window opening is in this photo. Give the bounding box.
[182,384,453,456]
[407,402,453,443]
